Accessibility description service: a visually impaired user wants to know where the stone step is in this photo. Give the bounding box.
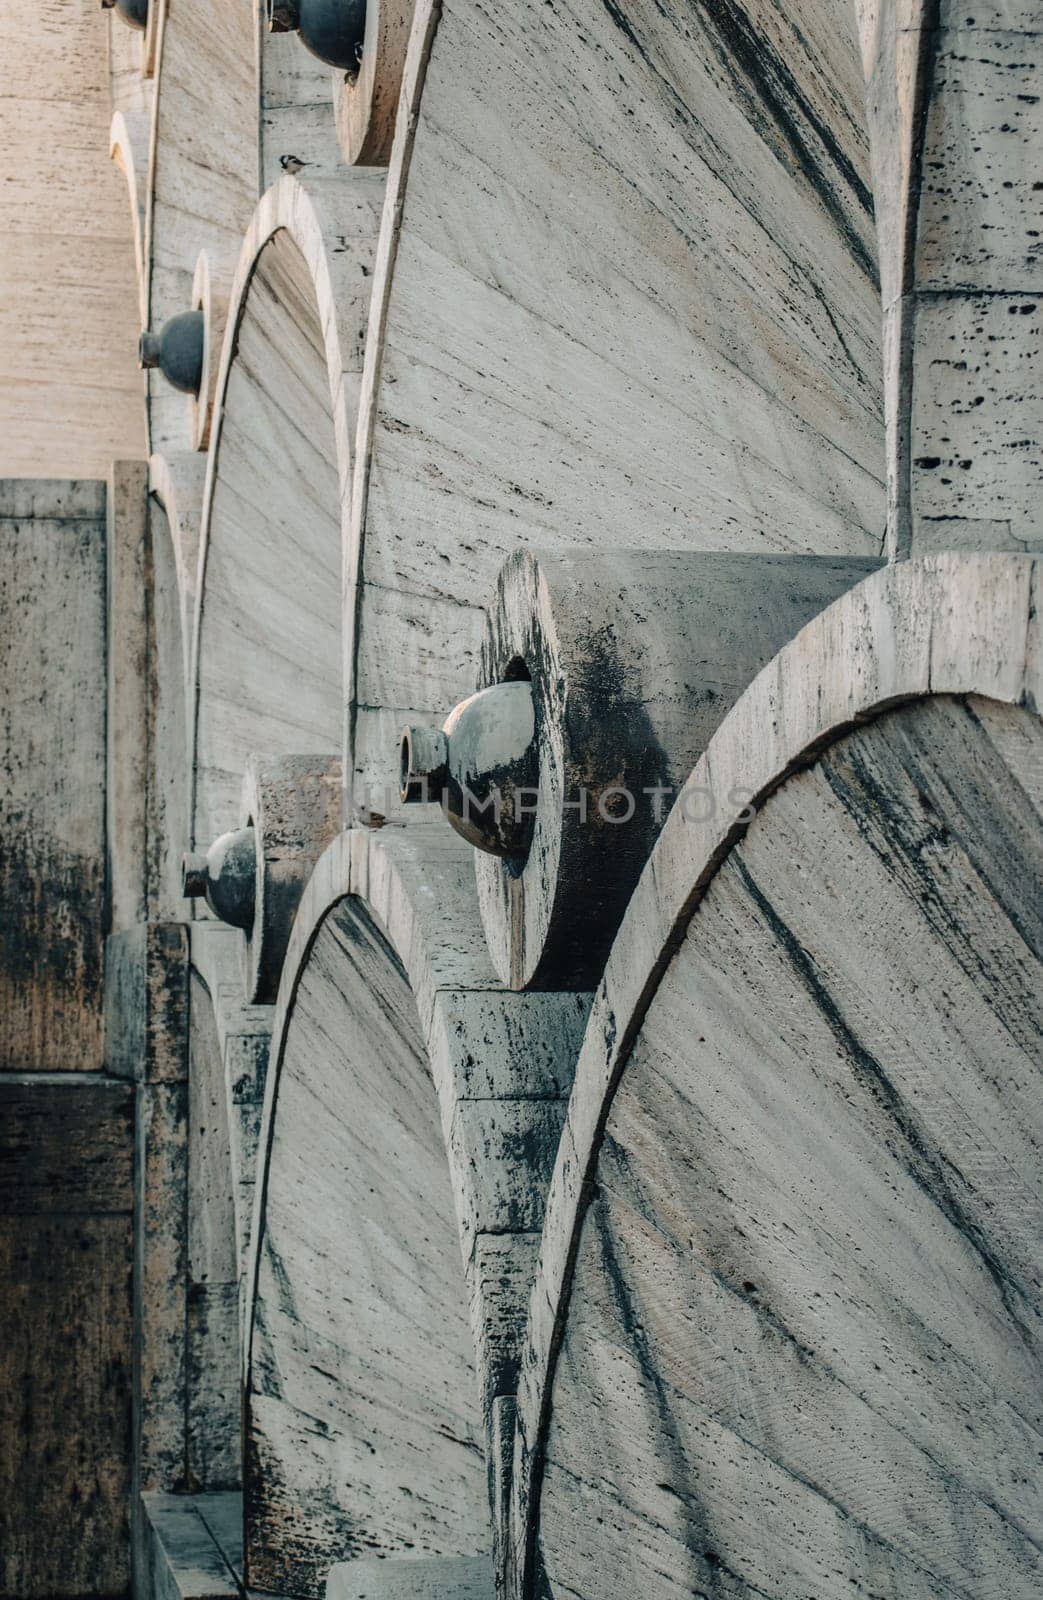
[325,1556,495,1600]
[142,1491,243,1600]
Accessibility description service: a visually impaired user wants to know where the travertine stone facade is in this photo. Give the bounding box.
[0,4,1039,1600]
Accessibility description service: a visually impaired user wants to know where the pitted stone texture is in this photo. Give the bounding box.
[858,1,1043,554]
[916,26,1043,292]
[0,480,107,1070]
[911,291,1042,550]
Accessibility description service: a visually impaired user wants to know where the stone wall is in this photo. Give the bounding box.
[0,1,145,478]
[0,478,134,1597]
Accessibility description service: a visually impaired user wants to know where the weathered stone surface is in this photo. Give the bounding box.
[239,753,343,1003]
[245,827,591,1443]
[260,25,343,188]
[143,1492,240,1600]
[860,0,1043,554]
[108,459,150,931]
[146,0,256,455]
[7,4,1043,1598]
[334,0,415,166]
[192,1491,244,1583]
[0,1073,134,1214]
[0,1075,134,1597]
[911,291,1042,549]
[104,922,192,1579]
[448,1098,567,1260]
[187,1281,240,1493]
[192,180,383,847]
[135,1077,189,1494]
[468,1233,541,1407]
[146,491,192,922]
[512,554,1043,1599]
[536,697,1043,1600]
[106,922,190,1084]
[0,481,107,1072]
[189,923,274,1292]
[917,25,1043,292]
[429,990,588,1103]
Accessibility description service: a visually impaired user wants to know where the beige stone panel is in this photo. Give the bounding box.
[0,0,145,478]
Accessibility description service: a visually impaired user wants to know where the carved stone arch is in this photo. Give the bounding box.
[190,173,383,852]
[243,827,589,1597]
[244,893,489,1594]
[512,553,1043,1600]
[346,0,886,807]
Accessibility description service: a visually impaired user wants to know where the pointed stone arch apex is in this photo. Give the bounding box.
[188,171,384,851]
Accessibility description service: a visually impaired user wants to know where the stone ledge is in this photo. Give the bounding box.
[325,1557,495,1600]
[143,1491,243,1600]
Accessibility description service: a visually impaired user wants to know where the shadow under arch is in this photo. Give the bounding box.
[242,827,589,1597]
[512,552,1043,1600]
[189,173,383,850]
[243,833,495,1597]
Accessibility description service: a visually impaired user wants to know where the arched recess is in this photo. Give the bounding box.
[346,0,886,806]
[513,553,1043,1600]
[243,827,589,1597]
[190,173,383,851]
[246,895,488,1595]
[144,0,258,453]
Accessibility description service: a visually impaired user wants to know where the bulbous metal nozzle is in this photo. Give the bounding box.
[101,0,149,30]
[397,682,537,861]
[266,0,366,71]
[180,827,257,931]
[138,309,204,395]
